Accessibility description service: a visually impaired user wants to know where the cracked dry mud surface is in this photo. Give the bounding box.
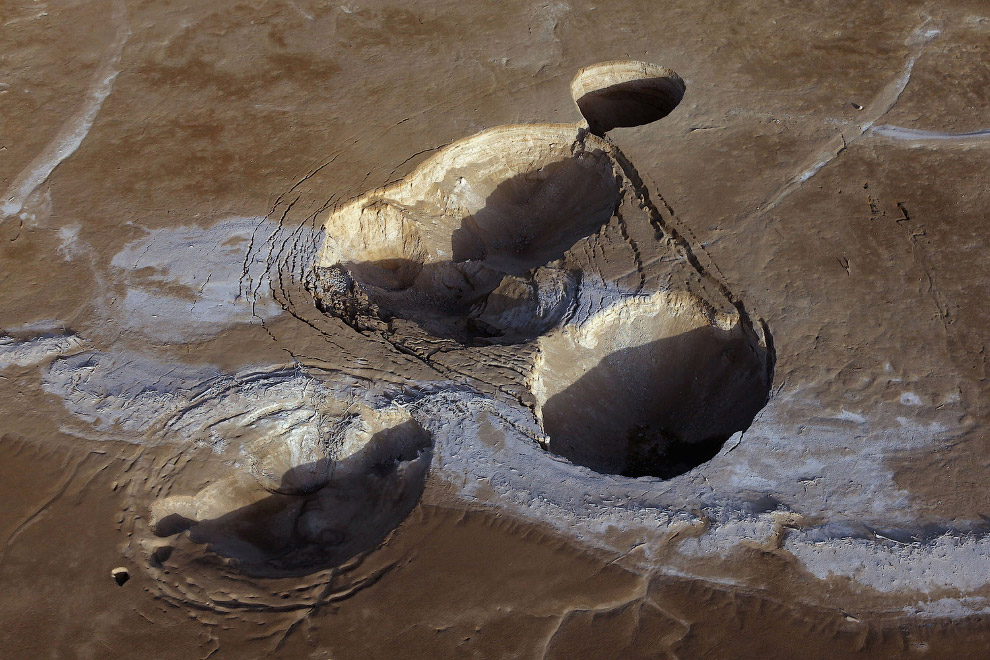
[2,1,990,658]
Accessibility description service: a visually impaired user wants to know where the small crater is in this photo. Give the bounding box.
[571,61,686,136]
[111,567,130,586]
[532,292,771,478]
[149,403,432,577]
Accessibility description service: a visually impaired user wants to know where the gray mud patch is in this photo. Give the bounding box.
[110,217,283,342]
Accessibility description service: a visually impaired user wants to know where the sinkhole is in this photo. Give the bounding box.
[315,125,621,343]
[531,292,772,479]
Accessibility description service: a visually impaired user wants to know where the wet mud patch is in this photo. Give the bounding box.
[110,217,284,342]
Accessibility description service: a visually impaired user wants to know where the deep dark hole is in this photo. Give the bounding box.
[622,425,731,479]
[112,569,130,586]
[541,323,772,479]
[577,78,685,136]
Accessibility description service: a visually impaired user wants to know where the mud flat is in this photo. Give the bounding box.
[2,1,990,658]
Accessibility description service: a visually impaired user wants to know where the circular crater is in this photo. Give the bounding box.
[532,292,771,479]
[571,61,686,136]
[314,125,620,343]
[148,397,431,578]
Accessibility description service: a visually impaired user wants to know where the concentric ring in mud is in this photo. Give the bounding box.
[109,367,431,612]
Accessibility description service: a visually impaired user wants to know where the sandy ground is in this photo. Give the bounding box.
[2,0,990,657]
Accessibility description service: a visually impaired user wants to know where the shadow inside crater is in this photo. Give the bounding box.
[448,156,619,270]
[577,77,685,136]
[316,158,616,344]
[540,324,771,479]
[331,257,578,345]
[153,420,432,578]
